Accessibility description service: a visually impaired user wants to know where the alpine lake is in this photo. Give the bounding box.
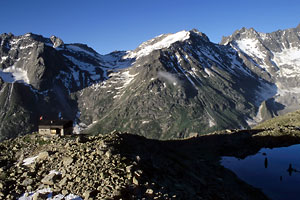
[222,144,300,200]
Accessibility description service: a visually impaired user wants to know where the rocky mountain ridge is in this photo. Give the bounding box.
[221,24,300,117]
[1,24,300,140]
[0,32,132,140]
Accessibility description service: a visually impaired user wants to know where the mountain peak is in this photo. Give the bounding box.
[124,30,190,59]
[123,29,211,60]
[220,27,260,45]
[189,28,210,42]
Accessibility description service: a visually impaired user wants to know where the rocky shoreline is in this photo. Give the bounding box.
[1,127,300,199]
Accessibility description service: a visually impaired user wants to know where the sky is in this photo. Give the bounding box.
[1,0,300,54]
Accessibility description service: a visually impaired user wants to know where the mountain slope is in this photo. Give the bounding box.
[0,33,131,140]
[221,24,300,120]
[78,30,275,139]
[1,24,300,140]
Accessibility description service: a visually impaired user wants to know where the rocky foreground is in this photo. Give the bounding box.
[2,122,300,199]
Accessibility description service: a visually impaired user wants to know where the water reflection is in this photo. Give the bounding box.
[287,163,300,176]
[222,144,300,200]
[264,157,268,168]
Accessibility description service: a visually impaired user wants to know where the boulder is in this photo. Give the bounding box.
[146,188,154,195]
[133,176,139,185]
[58,177,68,188]
[21,178,33,186]
[37,151,49,161]
[50,35,64,48]
[41,173,61,185]
[63,156,74,167]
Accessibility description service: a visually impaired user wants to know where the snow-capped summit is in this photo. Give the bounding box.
[124,30,190,59]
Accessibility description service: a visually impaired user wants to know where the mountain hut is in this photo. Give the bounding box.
[38,120,73,136]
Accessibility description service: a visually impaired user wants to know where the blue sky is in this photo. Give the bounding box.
[1,0,300,54]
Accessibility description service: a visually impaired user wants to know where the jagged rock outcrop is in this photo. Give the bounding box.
[50,36,64,48]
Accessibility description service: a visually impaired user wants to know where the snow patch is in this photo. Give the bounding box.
[236,38,266,60]
[109,70,138,99]
[255,82,277,106]
[246,82,277,126]
[64,55,104,83]
[175,53,197,87]
[49,170,61,175]
[73,122,87,134]
[276,82,300,95]
[66,45,96,57]
[113,94,121,99]
[122,71,137,87]
[0,66,30,84]
[206,110,216,127]
[0,56,8,63]
[124,30,190,59]
[273,47,300,77]
[70,68,80,87]
[114,70,138,91]
[199,50,222,66]
[230,54,254,77]
[246,103,264,126]
[204,68,214,77]
[258,32,268,40]
[64,55,98,74]
[18,188,82,200]
[19,43,35,50]
[23,156,38,166]
[208,118,216,127]
[11,38,22,45]
[100,56,133,70]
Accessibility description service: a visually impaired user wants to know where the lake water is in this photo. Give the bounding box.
[221,144,300,200]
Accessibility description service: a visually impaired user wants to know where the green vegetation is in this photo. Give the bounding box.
[254,110,300,129]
